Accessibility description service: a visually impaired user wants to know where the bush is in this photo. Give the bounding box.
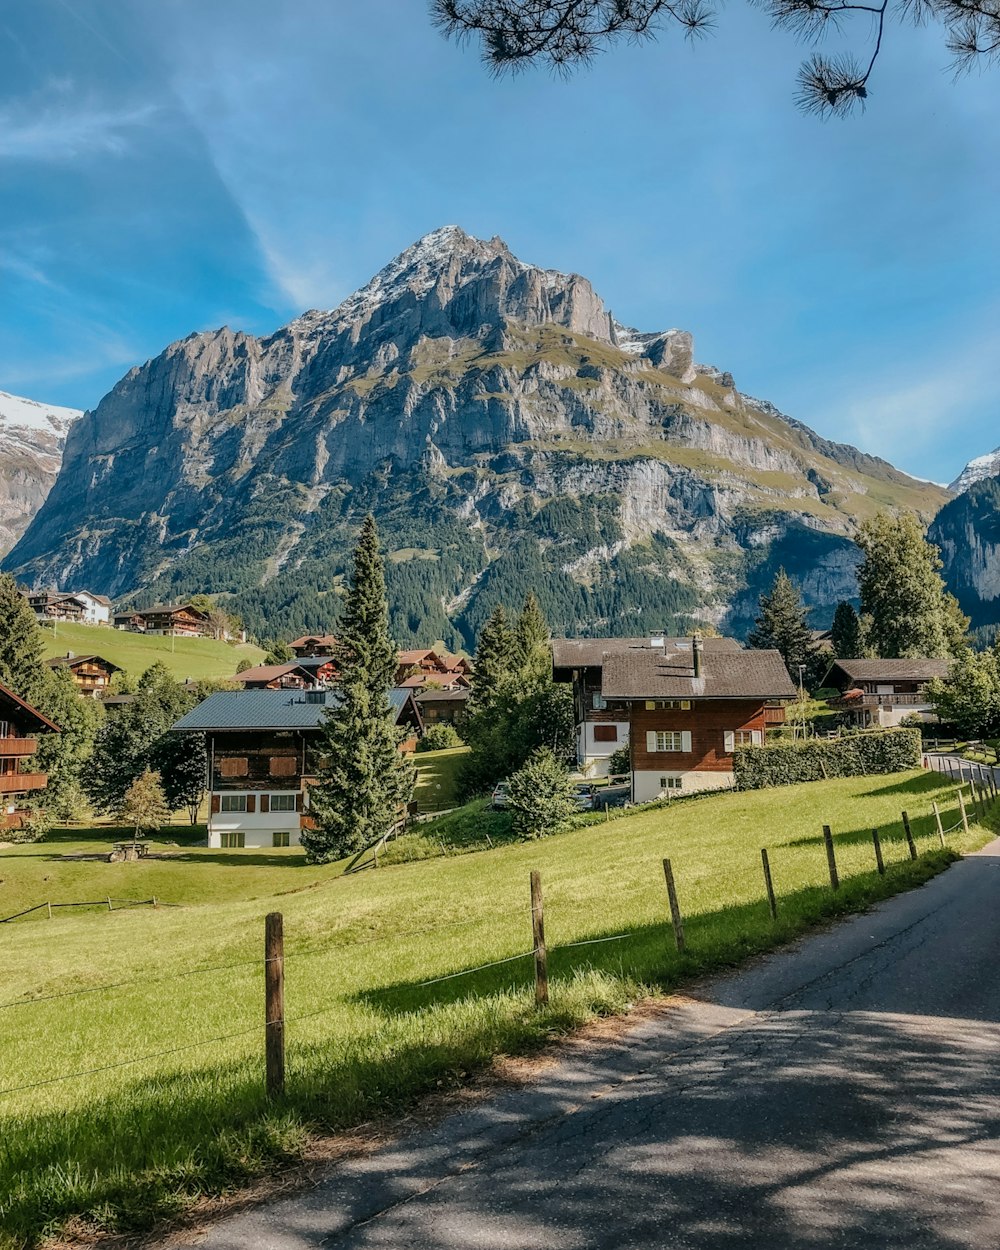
[416,723,464,752]
[734,728,922,790]
[606,744,631,776]
[506,749,576,840]
[5,805,53,843]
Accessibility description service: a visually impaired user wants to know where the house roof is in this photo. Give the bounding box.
[73,591,113,605]
[0,680,60,733]
[294,655,336,670]
[397,648,445,667]
[828,658,951,684]
[141,603,209,619]
[46,654,122,673]
[171,687,416,732]
[415,687,471,703]
[289,634,337,648]
[230,663,312,684]
[28,592,87,608]
[600,647,797,701]
[552,636,743,673]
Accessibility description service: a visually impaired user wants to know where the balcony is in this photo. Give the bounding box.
[848,693,932,709]
[0,737,37,757]
[0,772,47,794]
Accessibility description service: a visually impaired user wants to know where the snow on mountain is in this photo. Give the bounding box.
[0,390,81,438]
[950,448,1000,494]
[0,390,82,555]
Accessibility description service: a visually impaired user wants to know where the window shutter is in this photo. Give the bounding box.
[646,730,657,752]
[724,730,735,753]
[246,795,256,813]
[751,729,763,746]
[210,794,220,815]
[681,731,692,753]
[260,794,270,814]
[296,792,304,813]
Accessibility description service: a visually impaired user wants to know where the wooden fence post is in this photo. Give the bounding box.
[932,802,945,848]
[901,811,917,861]
[662,858,686,951]
[957,789,969,835]
[871,828,885,876]
[822,825,839,891]
[107,896,113,912]
[760,849,777,920]
[46,901,52,920]
[530,870,548,1007]
[264,911,285,1098]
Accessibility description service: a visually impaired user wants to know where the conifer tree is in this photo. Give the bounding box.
[303,515,414,863]
[856,513,960,659]
[747,569,818,686]
[0,573,46,702]
[469,603,518,709]
[515,592,551,687]
[830,601,862,659]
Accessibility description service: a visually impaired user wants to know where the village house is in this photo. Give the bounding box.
[137,604,212,636]
[289,634,337,658]
[553,634,796,799]
[0,681,59,830]
[231,659,338,691]
[24,591,87,624]
[171,687,423,849]
[825,658,950,727]
[72,591,113,626]
[414,685,470,726]
[46,653,122,698]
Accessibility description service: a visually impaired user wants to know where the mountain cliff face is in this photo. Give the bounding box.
[931,477,1000,631]
[0,391,81,556]
[3,227,948,646]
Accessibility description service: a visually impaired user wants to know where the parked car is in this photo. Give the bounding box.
[572,782,599,811]
[601,783,632,810]
[491,781,510,810]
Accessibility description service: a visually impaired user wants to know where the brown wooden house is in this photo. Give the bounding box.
[25,591,87,623]
[553,635,795,798]
[825,658,950,727]
[0,681,59,830]
[47,653,122,698]
[289,634,337,658]
[138,604,211,636]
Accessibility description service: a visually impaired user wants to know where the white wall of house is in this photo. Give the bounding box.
[74,594,111,626]
[876,703,937,728]
[632,769,734,803]
[208,791,303,848]
[576,721,630,775]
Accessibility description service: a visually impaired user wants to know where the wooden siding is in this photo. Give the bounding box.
[629,699,769,774]
[209,731,307,791]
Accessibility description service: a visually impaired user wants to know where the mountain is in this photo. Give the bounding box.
[0,391,81,556]
[930,476,1000,634]
[3,226,948,647]
[950,448,1000,494]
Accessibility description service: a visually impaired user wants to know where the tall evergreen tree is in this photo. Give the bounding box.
[856,513,961,659]
[830,601,862,659]
[746,569,818,685]
[303,515,414,863]
[0,573,46,702]
[514,592,550,685]
[468,603,518,709]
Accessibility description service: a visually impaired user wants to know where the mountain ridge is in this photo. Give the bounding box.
[0,390,81,556]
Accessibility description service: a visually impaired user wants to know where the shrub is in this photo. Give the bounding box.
[606,744,631,776]
[506,748,576,840]
[416,723,464,752]
[734,727,922,790]
[6,804,53,843]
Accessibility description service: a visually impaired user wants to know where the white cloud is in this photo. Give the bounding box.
[0,93,160,162]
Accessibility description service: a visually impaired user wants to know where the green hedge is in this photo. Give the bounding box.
[734,728,923,790]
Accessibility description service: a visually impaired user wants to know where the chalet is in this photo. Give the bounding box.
[72,592,113,626]
[415,686,470,726]
[0,681,59,830]
[233,662,321,691]
[25,591,87,624]
[825,658,950,728]
[289,634,337,658]
[552,635,796,799]
[113,610,145,632]
[171,688,423,849]
[47,653,122,698]
[138,604,211,637]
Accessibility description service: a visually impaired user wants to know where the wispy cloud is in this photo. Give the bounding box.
[0,90,160,162]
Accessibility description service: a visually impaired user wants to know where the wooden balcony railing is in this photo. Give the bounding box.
[0,772,47,794]
[0,737,37,757]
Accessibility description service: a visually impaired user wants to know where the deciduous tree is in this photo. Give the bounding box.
[117,769,171,839]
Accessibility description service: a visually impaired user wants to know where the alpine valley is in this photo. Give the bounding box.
[1,227,958,647]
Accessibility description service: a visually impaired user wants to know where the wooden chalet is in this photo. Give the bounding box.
[25,591,87,623]
[0,681,59,830]
[46,653,122,698]
[138,603,211,636]
[552,635,796,799]
[414,686,470,726]
[171,688,422,849]
[231,661,331,691]
[289,634,337,658]
[825,658,950,728]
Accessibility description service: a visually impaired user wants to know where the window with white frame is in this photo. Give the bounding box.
[723,729,764,752]
[646,730,691,752]
[592,692,607,710]
[269,793,297,812]
[659,776,683,790]
[220,831,245,848]
[220,795,248,813]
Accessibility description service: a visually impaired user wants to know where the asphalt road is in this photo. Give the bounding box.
[174,839,1000,1250]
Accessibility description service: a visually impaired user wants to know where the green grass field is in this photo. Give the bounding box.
[0,770,994,1248]
[413,745,469,812]
[39,621,265,683]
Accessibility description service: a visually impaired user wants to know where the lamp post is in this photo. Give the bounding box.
[797,664,806,740]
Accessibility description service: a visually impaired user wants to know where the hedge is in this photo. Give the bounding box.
[734,728,923,790]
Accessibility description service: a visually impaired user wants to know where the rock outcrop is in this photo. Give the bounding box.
[0,391,80,556]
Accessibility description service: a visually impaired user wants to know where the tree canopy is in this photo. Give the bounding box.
[433,0,1000,117]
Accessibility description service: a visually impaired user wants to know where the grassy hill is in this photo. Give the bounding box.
[1,770,993,1247]
[38,621,265,682]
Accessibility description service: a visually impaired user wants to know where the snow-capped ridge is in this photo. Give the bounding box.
[0,390,82,436]
[950,448,1000,494]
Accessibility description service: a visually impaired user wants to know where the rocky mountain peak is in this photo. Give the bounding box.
[950,447,1000,494]
[0,390,82,555]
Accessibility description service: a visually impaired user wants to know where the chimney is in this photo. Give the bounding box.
[650,633,665,649]
[692,633,703,679]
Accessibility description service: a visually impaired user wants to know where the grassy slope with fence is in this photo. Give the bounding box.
[0,768,995,1247]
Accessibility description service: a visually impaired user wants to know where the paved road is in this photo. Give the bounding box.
[173,840,1000,1250]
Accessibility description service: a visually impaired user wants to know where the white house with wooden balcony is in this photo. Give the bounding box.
[0,681,59,830]
[825,658,950,727]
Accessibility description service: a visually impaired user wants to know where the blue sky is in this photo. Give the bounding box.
[1,0,997,482]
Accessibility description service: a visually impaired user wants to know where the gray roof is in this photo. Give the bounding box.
[600,647,796,701]
[171,687,415,732]
[552,635,743,672]
[829,658,950,684]
[415,687,471,703]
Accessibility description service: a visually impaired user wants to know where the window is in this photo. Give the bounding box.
[593,724,618,743]
[592,693,607,710]
[644,700,691,711]
[269,793,297,812]
[723,729,764,752]
[659,777,683,791]
[269,755,297,777]
[219,757,248,778]
[220,795,247,812]
[220,832,245,848]
[0,721,8,738]
[647,730,691,752]
[272,832,290,847]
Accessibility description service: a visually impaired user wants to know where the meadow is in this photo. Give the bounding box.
[0,769,993,1247]
[38,621,265,683]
